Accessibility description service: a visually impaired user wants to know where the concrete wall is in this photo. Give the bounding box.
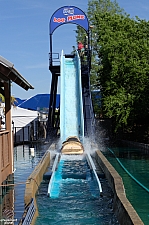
[95,150,143,225]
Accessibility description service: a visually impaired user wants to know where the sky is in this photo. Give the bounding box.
[0,0,149,99]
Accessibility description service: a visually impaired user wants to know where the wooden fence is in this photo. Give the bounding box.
[0,130,13,185]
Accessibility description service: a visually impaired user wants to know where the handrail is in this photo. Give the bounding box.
[0,129,9,135]
[86,153,103,195]
[49,52,60,66]
[21,198,36,225]
[47,153,60,196]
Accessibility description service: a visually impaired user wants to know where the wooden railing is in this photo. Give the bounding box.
[0,130,12,185]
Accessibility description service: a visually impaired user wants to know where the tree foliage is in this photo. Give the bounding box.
[83,0,149,131]
[0,93,17,106]
[0,94,5,103]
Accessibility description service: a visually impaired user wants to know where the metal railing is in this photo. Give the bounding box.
[49,53,60,66]
[13,126,30,144]
[13,123,43,145]
[21,198,36,225]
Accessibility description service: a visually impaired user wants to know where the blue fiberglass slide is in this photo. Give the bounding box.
[60,50,84,143]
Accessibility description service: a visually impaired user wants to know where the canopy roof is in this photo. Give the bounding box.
[12,106,37,129]
[18,94,60,111]
[0,56,34,91]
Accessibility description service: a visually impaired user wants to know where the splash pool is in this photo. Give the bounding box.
[2,141,146,224]
[35,155,119,225]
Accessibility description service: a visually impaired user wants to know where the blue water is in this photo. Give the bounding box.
[103,146,149,225]
[3,142,147,224]
[35,158,119,225]
[49,160,64,198]
[0,143,49,225]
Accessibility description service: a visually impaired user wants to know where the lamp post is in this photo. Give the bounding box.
[90,25,94,56]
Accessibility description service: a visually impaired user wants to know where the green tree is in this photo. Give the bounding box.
[76,0,126,117]
[0,94,5,104]
[78,0,149,133]
[94,12,149,129]
[0,93,17,106]
[78,0,126,119]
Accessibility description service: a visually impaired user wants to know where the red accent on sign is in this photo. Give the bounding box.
[53,17,66,23]
[67,15,85,21]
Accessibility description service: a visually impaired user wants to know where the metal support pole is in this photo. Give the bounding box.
[50,34,53,67]
[46,72,58,138]
[23,127,24,144]
[87,30,91,72]
[52,75,58,127]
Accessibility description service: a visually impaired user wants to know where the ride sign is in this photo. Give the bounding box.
[50,6,89,34]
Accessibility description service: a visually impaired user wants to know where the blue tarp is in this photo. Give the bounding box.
[15,97,26,106]
[17,94,60,111]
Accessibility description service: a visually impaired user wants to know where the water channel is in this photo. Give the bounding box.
[35,154,119,225]
[103,145,149,225]
[1,142,149,224]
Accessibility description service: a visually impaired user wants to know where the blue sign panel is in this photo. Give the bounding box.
[50,6,89,34]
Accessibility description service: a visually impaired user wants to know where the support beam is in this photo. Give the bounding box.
[4,81,13,174]
[46,73,58,139]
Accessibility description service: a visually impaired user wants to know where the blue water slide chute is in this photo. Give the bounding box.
[60,50,84,143]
